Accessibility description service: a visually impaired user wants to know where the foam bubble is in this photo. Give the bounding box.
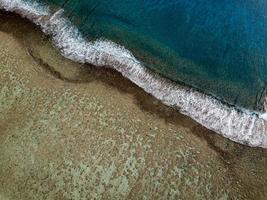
[1,0,266,147]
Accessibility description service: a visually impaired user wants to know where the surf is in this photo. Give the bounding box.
[1,0,266,147]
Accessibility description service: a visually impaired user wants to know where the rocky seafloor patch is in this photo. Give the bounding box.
[0,12,267,200]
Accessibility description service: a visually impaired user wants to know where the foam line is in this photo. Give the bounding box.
[1,0,266,147]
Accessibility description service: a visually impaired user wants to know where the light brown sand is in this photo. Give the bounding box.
[0,12,267,200]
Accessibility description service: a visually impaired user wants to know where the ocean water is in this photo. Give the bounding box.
[1,0,267,147]
[44,0,267,111]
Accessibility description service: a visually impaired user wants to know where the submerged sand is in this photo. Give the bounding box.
[0,12,267,200]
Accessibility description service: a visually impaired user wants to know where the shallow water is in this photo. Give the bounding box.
[43,0,267,111]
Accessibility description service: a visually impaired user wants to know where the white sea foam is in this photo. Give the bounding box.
[261,97,267,120]
[1,0,267,147]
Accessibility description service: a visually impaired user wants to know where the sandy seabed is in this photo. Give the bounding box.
[0,12,267,200]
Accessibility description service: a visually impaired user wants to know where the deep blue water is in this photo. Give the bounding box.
[44,0,267,111]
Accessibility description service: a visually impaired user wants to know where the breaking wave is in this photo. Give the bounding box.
[1,0,266,147]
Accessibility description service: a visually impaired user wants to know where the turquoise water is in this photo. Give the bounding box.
[25,0,267,110]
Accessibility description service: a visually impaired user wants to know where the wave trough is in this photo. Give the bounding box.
[1,0,267,148]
